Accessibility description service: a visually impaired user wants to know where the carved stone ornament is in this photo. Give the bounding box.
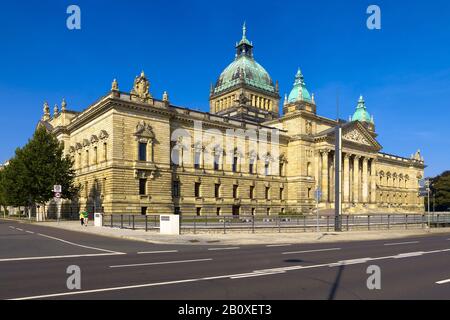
[130,71,152,103]
[135,121,155,140]
[99,130,109,140]
[343,129,371,146]
[90,135,99,144]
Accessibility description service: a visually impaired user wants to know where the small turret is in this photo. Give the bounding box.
[43,101,50,121]
[61,98,67,112]
[53,104,59,117]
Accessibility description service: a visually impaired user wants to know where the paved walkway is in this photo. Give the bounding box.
[7,219,449,246]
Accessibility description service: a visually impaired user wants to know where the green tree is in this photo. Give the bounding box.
[0,170,8,216]
[430,171,450,211]
[1,126,79,211]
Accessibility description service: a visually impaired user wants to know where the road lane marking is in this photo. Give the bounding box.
[11,247,450,300]
[137,250,178,255]
[282,248,341,255]
[8,226,15,229]
[109,258,213,268]
[15,228,23,231]
[393,252,424,259]
[266,244,292,247]
[230,271,286,279]
[0,253,123,262]
[384,241,420,246]
[208,247,240,251]
[436,278,450,285]
[36,233,124,255]
[328,258,372,267]
[25,231,34,234]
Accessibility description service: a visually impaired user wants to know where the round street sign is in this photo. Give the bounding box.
[55,192,61,198]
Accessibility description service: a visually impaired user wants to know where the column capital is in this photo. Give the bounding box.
[354,154,362,160]
[344,153,352,159]
[320,149,331,155]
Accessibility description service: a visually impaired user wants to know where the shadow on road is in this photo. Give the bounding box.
[328,264,345,300]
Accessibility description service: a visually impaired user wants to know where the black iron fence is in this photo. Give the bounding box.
[100,213,450,234]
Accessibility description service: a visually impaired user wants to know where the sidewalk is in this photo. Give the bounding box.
[7,219,450,246]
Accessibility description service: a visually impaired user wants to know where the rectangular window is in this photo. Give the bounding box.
[94,147,98,164]
[249,159,254,174]
[194,151,201,169]
[280,187,284,200]
[174,207,181,215]
[216,208,221,216]
[195,182,201,198]
[251,208,256,216]
[215,184,220,198]
[279,162,284,176]
[214,154,220,170]
[267,208,271,215]
[103,143,107,162]
[233,185,238,199]
[141,207,147,215]
[196,207,201,216]
[232,156,238,172]
[250,185,255,199]
[264,162,270,176]
[172,180,180,198]
[139,179,147,195]
[265,187,270,200]
[138,142,147,161]
[86,150,89,167]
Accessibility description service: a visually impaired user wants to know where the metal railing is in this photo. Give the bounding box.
[99,213,450,234]
[102,214,160,231]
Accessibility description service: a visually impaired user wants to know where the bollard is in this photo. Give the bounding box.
[223,217,226,234]
[368,215,370,231]
[111,215,113,228]
[194,216,196,234]
[121,214,123,229]
[405,214,408,230]
[346,215,349,231]
[252,215,255,234]
[132,215,135,230]
[145,215,148,232]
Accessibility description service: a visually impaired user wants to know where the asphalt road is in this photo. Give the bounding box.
[1,219,450,300]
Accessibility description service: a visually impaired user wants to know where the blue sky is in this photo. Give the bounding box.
[0,0,449,176]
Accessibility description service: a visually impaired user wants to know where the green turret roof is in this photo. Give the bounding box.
[351,95,374,124]
[287,69,313,103]
[213,24,275,95]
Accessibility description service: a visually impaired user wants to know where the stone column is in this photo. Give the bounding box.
[321,150,329,203]
[343,154,350,203]
[362,157,369,203]
[353,156,360,203]
[370,159,377,203]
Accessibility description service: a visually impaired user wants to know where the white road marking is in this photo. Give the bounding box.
[393,252,424,259]
[137,250,178,255]
[208,247,240,251]
[26,231,34,234]
[266,244,292,247]
[384,241,420,246]
[36,233,124,255]
[329,258,372,267]
[230,271,286,279]
[8,226,15,229]
[11,247,450,300]
[0,253,122,262]
[109,258,213,268]
[282,248,341,255]
[15,228,23,231]
[436,278,450,285]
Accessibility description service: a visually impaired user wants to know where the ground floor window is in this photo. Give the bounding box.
[174,207,180,215]
[196,207,201,216]
[216,207,221,216]
[141,207,147,215]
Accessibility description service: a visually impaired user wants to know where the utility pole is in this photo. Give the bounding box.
[334,90,342,232]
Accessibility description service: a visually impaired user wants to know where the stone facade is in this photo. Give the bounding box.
[40,27,425,216]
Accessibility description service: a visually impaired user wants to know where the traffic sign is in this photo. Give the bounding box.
[53,185,62,193]
[54,192,61,198]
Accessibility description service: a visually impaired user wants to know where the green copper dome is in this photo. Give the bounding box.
[287,69,312,103]
[351,96,374,123]
[213,24,275,95]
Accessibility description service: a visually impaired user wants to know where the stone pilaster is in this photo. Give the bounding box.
[362,157,369,203]
[344,153,351,203]
[353,155,360,203]
[321,150,329,203]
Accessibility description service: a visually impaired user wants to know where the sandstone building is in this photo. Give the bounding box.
[40,25,425,216]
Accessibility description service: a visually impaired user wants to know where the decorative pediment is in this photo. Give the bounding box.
[343,128,372,146]
[135,121,155,140]
[99,130,109,140]
[82,139,90,147]
[90,135,99,144]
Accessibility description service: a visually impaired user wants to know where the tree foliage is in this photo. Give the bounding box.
[0,126,79,207]
[430,171,450,211]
